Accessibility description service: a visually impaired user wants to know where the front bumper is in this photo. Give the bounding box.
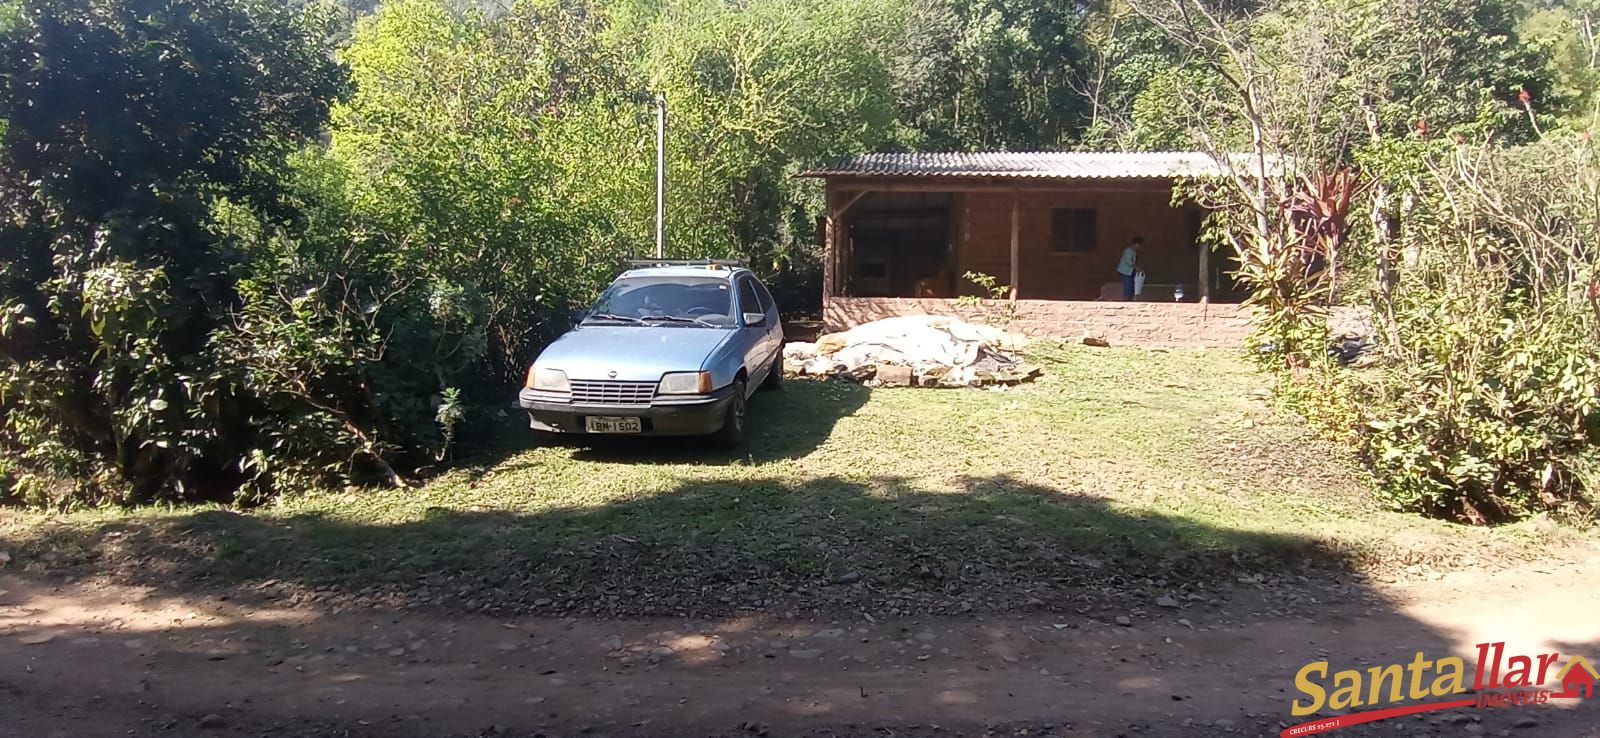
[517,384,736,436]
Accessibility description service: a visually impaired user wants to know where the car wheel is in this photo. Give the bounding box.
[761,350,783,390]
[714,380,747,448]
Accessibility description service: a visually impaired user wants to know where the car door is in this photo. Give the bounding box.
[752,277,782,363]
[736,276,768,391]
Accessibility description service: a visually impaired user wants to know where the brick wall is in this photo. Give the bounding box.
[824,296,1256,349]
[958,187,1205,301]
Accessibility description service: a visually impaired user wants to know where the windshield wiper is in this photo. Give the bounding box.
[584,313,644,324]
[639,315,720,327]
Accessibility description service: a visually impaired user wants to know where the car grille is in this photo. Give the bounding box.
[569,380,657,406]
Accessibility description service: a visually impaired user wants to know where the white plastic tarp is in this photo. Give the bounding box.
[825,316,982,369]
[784,315,1035,384]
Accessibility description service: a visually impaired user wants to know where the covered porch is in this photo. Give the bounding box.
[801,152,1252,347]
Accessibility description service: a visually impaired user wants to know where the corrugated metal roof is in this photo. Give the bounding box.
[800,151,1261,179]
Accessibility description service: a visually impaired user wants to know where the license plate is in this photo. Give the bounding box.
[585,416,642,434]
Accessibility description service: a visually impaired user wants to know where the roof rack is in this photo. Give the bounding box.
[626,258,747,270]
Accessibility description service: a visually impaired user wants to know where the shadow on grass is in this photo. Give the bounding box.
[28,472,1347,617]
[422,378,868,486]
[8,472,1600,736]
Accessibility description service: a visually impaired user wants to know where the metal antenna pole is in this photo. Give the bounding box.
[654,92,666,259]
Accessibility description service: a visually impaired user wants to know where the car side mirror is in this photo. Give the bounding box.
[742,312,766,327]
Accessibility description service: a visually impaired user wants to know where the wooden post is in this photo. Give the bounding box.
[1009,190,1020,301]
[840,215,851,298]
[823,215,837,299]
[822,187,837,309]
[824,188,869,305]
[1198,237,1210,304]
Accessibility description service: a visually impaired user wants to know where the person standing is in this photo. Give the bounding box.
[1117,236,1144,300]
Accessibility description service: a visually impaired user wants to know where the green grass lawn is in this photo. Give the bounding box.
[3,343,1588,616]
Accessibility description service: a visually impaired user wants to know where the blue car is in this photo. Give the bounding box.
[518,261,784,447]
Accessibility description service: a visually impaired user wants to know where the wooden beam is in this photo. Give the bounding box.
[823,189,869,302]
[1198,239,1210,304]
[840,216,852,298]
[1008,190,1020,301]
[950,192,965,296]
[832,190,870,219]
[822,185,840,301]
[824,213,837,299]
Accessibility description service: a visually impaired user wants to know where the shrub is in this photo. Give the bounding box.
[0,0,348,505]
[953,272,1018,328]
[1341,137,1599,522]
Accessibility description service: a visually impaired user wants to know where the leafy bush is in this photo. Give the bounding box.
[0,0,349,505]
[1330,137,1599,522]
[208,149,493,496]
[1182,170,1365,372]
[0,0,897,506]
[953,271,1018,328]
[333,0,638,384]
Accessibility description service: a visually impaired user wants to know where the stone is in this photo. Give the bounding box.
[1155,596,1180,608]
[875,364,913,387]
[198,714,226,729]
[1115,616,1133,627]
[1081,335,1111,347]
[789,649,823,659]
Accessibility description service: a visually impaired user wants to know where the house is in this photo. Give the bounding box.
[1553,656,1598,699]
[799,152,1262,348]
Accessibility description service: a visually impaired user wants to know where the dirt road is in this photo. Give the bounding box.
[5,554,1600,738]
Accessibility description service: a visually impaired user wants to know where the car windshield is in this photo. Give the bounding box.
[583,276,734,327]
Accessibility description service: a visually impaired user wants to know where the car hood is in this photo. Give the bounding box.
[533,324,734,382]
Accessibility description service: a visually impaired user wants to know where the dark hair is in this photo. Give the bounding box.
[1132,236,1145,245]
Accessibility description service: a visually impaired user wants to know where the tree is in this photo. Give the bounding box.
[0,0,347,504]
[1075,0,1188,149]
[1519,0,1600,130]
[1126,0,1553,360]
[331,0,637,381]
[620,0,900,308]
[889,0,1095,150]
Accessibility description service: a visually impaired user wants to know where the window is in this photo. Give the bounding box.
[753,279,776,313]
[1051,208,1097,253]
[737,278,763,316]
[589,276,733,325]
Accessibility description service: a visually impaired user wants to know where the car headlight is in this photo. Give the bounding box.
[527,366,570,392]
[657,371,713,395]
